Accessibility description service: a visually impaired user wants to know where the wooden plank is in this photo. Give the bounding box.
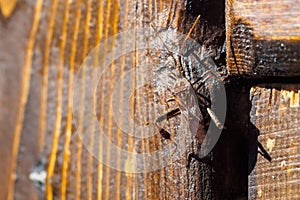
[226,0,300,77]
[0,0,43,199]
[249,84,300,199]
[0,0,251,199]
[0,0,224,199]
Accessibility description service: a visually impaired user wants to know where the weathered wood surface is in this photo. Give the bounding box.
[0,0,227,199]
[5,1,300,200]
[0,0,42,199]
[226,0,300,77]
[0,0,18,18]
[249,84,300,199]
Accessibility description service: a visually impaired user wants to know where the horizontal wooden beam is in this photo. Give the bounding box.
[226,0,300,77]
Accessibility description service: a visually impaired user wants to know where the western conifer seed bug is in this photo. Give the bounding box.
[152,16,226,168]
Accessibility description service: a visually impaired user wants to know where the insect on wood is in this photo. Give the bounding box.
[152,16,226,166]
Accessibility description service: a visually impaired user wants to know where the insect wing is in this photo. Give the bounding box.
[172,80,206,142]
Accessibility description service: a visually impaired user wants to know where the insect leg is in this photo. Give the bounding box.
[196,92,211,107]
[258,141,272,162]
[193,71,226,130]
[155,124,178,157]
[191,76,203,86]
[155,108,181,123]
[154,107,181,143]
[166,98,175,103]
[192,69,224,92]
[155,124,172,139]
[186,152,212,168]
[207,108,225,130]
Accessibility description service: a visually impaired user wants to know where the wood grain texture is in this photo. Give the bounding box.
[0,0,43,199]
[226,0,300,77]
[249,84,300,199]
[0,0,18,18]
[0,0,225,199]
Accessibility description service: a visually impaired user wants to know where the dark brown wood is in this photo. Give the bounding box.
[226,0,300,77]
[213,79,249,199]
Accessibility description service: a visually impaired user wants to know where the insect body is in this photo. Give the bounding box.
[152,16,226,167]
[154,68,223,167]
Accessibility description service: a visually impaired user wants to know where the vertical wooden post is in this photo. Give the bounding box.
[213,79,249,199]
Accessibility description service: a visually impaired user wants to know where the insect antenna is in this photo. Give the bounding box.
[179,15,201,55]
